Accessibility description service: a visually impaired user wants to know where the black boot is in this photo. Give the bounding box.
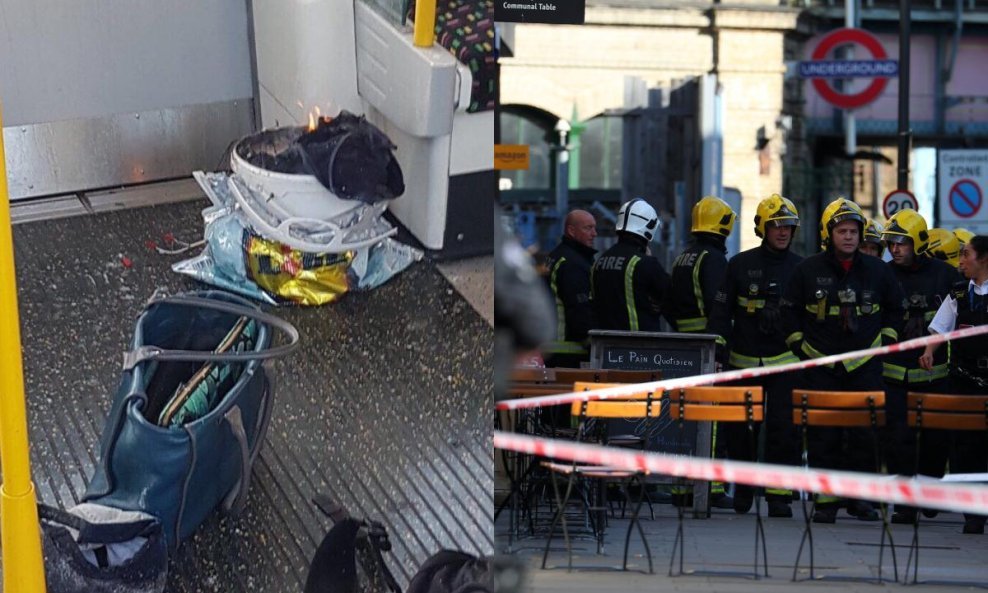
[671,492,693,508]
[733,485,754,514]
[710,491,734,510]
[812,505,837,524]
[846,500,879,522]
[963,514,986,535]
[891,506,917,525]
[766,497,793,518]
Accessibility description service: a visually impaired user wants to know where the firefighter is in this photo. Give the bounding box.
[921,235,988,534]
[859,218,885,259]
[781,198,905,523]
[667,195,736,509]
[927,228,962,268]
[880,210,962,524]
[708,194,802,518]
[543,210,598,368]
[591,198,670,332]
[954,227,975,246]
[667,196,737,333]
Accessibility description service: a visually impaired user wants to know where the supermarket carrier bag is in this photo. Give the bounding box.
[40,501,168,593]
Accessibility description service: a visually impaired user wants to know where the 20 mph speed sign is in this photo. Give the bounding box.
[882,189,917,219]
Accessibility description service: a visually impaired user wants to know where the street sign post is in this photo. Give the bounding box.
[938,150,988,234]
[800,28,898,110]
[882,189,918,219]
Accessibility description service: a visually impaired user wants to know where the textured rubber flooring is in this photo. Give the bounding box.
[11,199,493,592]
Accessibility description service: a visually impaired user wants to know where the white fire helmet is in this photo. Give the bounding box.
[616,198,659,242]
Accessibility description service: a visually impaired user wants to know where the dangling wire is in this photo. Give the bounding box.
[150,232,205,255]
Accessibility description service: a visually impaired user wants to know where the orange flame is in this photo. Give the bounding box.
[302,103,335,131]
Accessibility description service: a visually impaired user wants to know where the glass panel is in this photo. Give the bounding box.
[499,111,553,189]
[579,116,623,190]
[359,0,412,28]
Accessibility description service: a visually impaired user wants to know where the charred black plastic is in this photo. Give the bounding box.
[296,111,405,204]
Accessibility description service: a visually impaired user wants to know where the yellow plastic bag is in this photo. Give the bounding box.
[245,233,352,305]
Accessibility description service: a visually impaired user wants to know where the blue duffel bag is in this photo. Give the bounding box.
[83,290,299,549]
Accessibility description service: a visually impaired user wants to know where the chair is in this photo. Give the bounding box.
[903,392,988,586]
[790,390,897,583]
[573,382,658,520]
[497,369,582,549]
[541,386,661,573]
[667,385,766,578]
[497,369,663,550]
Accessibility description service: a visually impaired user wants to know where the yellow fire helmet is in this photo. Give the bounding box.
[860,218,885,256]
[863,218,885,246]
[881,209,929,254]
[691,195,737,237]
[754,194,800,238]
[819,197,866,246]
[927,227,962,268]
[954,227,975,245]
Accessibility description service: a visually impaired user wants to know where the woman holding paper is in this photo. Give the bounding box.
[921,235,988,534]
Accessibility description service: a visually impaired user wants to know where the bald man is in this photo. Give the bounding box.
[543,210,597,367]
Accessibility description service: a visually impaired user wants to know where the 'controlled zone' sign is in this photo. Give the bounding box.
[939,150,988,233]
[799,28,898,110]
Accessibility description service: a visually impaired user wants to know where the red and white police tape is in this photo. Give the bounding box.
[493,431,988,516]
[496,323,988,411]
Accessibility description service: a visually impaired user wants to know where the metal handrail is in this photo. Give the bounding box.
[0,103,47,591]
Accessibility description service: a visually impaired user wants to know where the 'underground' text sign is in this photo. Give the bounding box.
[799,28,898,110]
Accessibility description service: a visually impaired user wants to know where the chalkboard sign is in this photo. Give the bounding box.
[589,330,718,516]
[591,330,715,375]
[600,346,702,377]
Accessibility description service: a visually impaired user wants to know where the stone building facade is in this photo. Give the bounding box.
[500,1,988,249]
[500,1,801,250]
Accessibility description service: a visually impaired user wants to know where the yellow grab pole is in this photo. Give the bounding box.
[413,0,437,47]
[0,104,47,592]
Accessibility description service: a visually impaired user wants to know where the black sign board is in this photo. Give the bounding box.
[494,0,585,24]
[589,330,716,456]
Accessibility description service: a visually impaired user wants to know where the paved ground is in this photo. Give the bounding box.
[497,496,988,592]
[437,256,493,327]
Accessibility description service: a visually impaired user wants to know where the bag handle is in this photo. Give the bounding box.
[121,294,300,370]
[220,371,272,517]
[223,368,276,515]
[363,521,402,593]
[221,406,252,516]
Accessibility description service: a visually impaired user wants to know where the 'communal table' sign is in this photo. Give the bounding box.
[495,0,585,24]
